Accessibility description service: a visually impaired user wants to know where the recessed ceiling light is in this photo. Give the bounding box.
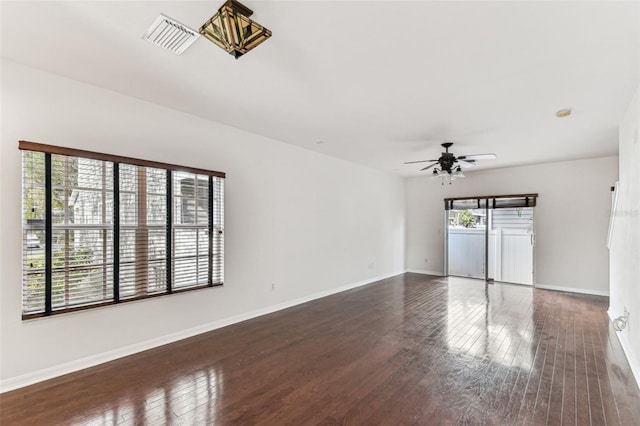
[555,108,572,118]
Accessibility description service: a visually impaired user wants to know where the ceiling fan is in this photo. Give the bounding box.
[404,142,496,179]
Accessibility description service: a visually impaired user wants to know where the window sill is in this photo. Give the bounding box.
[22,282,223,320]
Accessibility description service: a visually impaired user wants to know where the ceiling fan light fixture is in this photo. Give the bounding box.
[199,0,272,59]
[405,142,494,184]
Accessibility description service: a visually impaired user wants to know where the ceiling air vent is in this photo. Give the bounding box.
[143,14,200,55]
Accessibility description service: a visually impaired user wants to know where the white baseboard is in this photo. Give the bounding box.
[405,269,444,276]
[534,283,609,297]
[607,310,640,390]
[0,270,404,393]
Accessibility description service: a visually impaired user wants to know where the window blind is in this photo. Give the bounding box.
[20,141,225,319]
[173,172,209,289]
[444,194,538,211]
[52,155,115,309]
[119,164,168,299]
[22,151,46,314]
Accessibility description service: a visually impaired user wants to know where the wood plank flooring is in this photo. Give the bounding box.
[2,273,639,425]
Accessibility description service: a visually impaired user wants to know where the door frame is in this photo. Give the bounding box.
[444,193,538,285]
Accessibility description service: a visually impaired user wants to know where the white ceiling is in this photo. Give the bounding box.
[2,1,638,176]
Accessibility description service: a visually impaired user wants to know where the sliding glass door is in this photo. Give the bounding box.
[445,194,536,285]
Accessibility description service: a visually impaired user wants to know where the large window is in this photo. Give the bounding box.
[20,141,225,319]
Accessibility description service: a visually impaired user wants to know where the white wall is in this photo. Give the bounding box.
[609,85,640,385]
[406,156,617,295]
[0,61,406,390]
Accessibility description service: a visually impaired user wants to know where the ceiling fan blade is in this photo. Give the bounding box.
[420,163,438,171]
[457,153,496,161]
[456,160,476,169]
[404,159,438,164]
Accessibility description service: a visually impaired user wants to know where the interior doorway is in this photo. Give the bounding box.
[445,194,536,286]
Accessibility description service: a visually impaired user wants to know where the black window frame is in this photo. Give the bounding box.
[19,141,225,320]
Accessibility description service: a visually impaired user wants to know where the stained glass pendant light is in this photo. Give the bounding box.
[199,0,272,59]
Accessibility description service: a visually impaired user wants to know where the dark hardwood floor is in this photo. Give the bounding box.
[2,273,639,425]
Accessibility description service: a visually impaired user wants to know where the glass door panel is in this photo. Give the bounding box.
[487,207,534,285]
[447,208,486,279]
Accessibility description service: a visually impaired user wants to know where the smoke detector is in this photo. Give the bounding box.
[143,14,200,55]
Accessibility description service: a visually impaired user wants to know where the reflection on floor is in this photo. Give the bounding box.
[445,277,532,371]
[1,274,639,425]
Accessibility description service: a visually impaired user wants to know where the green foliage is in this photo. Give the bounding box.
[27,245,95,274]
[23,152,77,221]
[459,210,476,228]
[26,245,96,306]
